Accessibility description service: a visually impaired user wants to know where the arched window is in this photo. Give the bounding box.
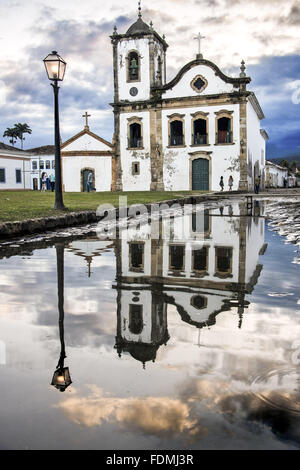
[128,122,142,148]
[170,121,183,146]
[215,246,233,278]
[168,114,185,147]
[129,304,143,335]
[192,246,209,273]
[127,51,140,82]
[129,242,144,272]
[215,111,233,144]
[193,118,208,145]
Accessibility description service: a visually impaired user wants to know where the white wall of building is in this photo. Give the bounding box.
[162,103,240,191]
[63,156,112,192]
[118,38,151,102]
[164,64,235,99]
[247,101,265,189]
[266,163,288,187]
[0,154,31,190]
[120,110,152,191]
[63,134,110,152]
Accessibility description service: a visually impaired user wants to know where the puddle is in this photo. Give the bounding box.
[251,368,300,415]
[0,200,300,450]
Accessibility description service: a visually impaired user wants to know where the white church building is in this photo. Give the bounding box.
[60,7,267,193]
[110,8,267,192]
[61,115,114,192]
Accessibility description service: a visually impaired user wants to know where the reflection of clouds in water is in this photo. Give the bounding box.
[56,378,300,448]
[267,293,294,297]
[56,385,203,437]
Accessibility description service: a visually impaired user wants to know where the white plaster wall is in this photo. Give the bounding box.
[118,38,150,101]
[63,134,111,152]
[120,110,151,191]
[247,101,265,188]
[162,103,240,191]
[267,165,287,187]
[62,156,112,192]
[164,289,233,325]
[119,290,152,343]
[164,64,235,99]
[0,157,31,190]
[245,217,265,284]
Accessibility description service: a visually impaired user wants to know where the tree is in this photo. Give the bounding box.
[280,159,290,170]
[291,160,298,174]
[3,127,19,147]
[13,122,32,150]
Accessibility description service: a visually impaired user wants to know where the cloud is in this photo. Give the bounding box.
[55,376,300,448]
[0,0,299,154]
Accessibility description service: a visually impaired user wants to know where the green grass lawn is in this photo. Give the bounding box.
[0,190,207,222]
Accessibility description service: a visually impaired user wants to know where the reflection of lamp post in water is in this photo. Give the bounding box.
[51,243,72,392]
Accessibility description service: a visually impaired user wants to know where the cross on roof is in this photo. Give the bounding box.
[82,111,91,129]
[194,32,205,59]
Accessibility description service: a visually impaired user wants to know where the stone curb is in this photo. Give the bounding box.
[0,189,299,239]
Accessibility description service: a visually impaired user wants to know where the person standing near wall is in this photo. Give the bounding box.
[50,173,55,192]
[87,171,93,192]
[228,175,233,191]
[219,176,224,192]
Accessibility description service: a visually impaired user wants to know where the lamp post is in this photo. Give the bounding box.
[43,51,66,210]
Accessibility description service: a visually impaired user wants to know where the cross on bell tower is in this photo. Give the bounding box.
[194,32,205,60]
[82,111,91,130]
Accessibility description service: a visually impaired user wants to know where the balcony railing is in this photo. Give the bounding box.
[128,138,143,148]
[217,131,232,144]
[193,134,208,145]
[169,135,184,146]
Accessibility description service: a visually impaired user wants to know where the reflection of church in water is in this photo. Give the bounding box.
[112,202,267,368]
[66,202,266,368]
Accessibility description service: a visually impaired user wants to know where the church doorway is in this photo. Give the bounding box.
[192,158,209,190]
[81,168,95,192]
[33,178,38,190]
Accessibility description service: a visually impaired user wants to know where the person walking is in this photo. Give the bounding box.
[228,175,233,191]
[50,173,55,192]
[87,171,93,192]
[254,175,260,194]
[219,176,224,192]
[41,172,47,191]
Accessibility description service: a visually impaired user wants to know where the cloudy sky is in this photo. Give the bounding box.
[0,0,299,158]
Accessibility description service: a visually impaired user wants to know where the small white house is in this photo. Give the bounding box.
[0,144,31,190]
[27,145,55,190]
[61,124,114,192]
[265,161,288,188]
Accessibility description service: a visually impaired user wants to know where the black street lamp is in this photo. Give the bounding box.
[43,51,66,210]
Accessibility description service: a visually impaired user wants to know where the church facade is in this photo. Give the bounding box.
[111,11,267,192]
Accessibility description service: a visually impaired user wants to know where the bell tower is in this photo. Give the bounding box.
[110,4,168,103]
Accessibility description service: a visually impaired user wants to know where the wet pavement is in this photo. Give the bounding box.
[0,199,299,449]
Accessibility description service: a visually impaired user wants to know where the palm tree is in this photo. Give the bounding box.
[3,127,19,147]
[13,123,32,150]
